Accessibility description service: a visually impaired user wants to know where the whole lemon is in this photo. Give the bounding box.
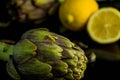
[59,0,99,31]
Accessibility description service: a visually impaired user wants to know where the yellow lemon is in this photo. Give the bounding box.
[59,0,99,31]
[87,7,120,44]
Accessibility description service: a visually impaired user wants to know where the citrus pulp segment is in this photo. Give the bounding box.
[87,7,120,44]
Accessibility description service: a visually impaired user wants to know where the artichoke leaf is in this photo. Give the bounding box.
[62,48,76,58]
[54,33,75,48]
[22,29,57,42]
[63,56,78,67]
[6,59,21,80]
[52,60,68,75]
[65,69,74,80]
[18,58,52,78]
[37,42,63,61]
[13,39,37,64]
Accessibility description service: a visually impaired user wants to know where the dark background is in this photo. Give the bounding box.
[0,1,120,80]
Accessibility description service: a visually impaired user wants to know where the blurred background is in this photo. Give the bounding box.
[0,0,120,80]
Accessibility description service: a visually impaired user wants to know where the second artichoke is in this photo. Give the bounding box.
[8,0,59,23]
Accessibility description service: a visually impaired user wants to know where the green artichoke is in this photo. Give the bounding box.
[6,28,87,80]
[8,0,59,23]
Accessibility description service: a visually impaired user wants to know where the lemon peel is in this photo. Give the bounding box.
[59,0,99,31]
[66,14,74,24]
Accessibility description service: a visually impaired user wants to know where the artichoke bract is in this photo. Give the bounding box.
[8,0,59,23]
[6,28,87,80]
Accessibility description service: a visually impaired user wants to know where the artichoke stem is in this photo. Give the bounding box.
[0,41,14,61]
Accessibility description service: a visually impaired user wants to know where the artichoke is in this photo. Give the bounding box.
[8,0,59,23]
[6,28,87,80]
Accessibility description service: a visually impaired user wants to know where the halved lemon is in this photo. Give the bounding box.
[87,7,120,44]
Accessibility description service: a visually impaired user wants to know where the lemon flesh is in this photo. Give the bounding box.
[87,7,120,44]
